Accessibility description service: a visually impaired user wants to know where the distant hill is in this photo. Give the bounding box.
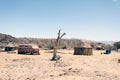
[0,33,116,49]
[0,33,17,44]
[100,41,115,45]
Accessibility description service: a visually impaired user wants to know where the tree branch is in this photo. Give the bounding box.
[60,33,66,39]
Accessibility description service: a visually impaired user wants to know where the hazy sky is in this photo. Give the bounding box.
[0,0,120,41]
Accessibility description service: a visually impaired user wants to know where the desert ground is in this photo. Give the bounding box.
[0,49,120,80]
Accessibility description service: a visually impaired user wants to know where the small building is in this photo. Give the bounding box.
[4,43,18,51]
[5,47,16,51]
[74,42,93,55]
[96,45,104,50]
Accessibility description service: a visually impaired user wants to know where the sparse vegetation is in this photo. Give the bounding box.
[114,41,120,49]
[38,44,42,48]
[61,45,67,49]
[46,44,54,50]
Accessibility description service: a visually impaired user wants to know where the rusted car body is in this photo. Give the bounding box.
[18,44,40,55]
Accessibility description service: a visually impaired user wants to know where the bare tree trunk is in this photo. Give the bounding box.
[52,29,66,60]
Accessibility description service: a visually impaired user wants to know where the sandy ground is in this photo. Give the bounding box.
[0,49,120,80]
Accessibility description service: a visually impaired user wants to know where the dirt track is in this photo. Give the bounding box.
[0,49,120,80]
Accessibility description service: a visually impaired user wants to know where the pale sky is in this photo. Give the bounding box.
[0,0,120,41]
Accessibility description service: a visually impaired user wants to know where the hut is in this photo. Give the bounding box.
[96,45,104,50]
[5,43,17,51]
[74,41,93,55]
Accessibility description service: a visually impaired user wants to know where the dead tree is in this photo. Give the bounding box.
[52,29,66,60]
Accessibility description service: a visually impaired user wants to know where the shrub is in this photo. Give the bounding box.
[46,44,54,49]
[38,44,42,48]
[62,45,67,49]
